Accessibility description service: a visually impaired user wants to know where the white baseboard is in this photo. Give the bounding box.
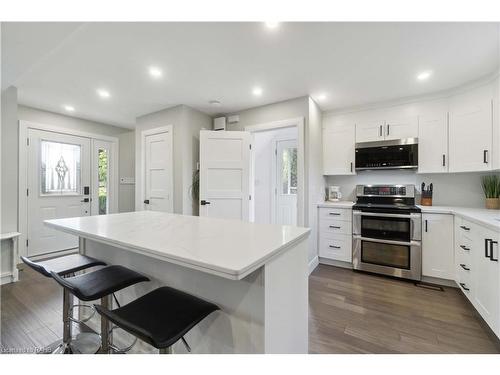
[0,272,14,285]
[319,257,353,269]
[308,256,319,275]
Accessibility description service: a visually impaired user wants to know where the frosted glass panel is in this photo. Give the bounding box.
[41,140,81,195]
[281,147,297,195]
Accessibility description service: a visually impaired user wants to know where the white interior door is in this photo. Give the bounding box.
[27,129,91,256]
[199,130,251,220]
[91,139,116,215]
[274,139,298,226]
[144,130,173,212]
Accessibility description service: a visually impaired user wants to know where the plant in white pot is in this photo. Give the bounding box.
[481,175,500,209]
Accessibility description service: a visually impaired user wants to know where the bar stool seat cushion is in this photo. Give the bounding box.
[50,265,150,301]
[21,254,106,277]
[94,287,219,349]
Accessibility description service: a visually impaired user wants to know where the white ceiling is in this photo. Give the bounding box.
[2,22,499,128]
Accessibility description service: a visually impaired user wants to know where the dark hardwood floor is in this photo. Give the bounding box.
[309,265,500,353]
[2,264,500,354]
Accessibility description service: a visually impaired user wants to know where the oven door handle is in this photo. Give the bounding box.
[353,235,421,247]
[353,211,419,219]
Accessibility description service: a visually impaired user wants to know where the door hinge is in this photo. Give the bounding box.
[26,138,30,146]
[249,195,252,200]
[249,144,252,150]
[26,188,29,196]
[26,239,29,247]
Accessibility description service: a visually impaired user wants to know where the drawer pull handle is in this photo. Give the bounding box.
[459,283,470,291]
[460,264,470,271]
[460,245,470,251]
[329,225,341,229]
[490,240,498,262]
[485,238,491,258]
[329,245,341,249]
[460,225,470,231]
[328,213,341,216]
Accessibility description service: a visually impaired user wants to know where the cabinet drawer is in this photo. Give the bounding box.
[319,219,352,235]
[319,207,352,222]
[319,234,352,262]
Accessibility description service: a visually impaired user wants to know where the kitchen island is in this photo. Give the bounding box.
[45,211,310,353]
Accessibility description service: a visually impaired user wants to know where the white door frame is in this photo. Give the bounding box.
[139,125,174,212]
[244,117,305,227]
[18,120,119,259]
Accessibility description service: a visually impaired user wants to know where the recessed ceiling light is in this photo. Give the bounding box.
[417,70,432,81]
[149,66,163,78]
[252,87,263,96]
[265,22,280,29]
[97,89,111,99]
[63,105,75,112]
[209,100,221,106]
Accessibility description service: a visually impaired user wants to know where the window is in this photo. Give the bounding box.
[40,140,81,195]
[98,148,109,215]
[281,147,297,195]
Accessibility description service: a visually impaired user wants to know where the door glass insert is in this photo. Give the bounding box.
[98,148,109,215]
[361,241,411,269]
[281,147,297,195]
[41,140,81,195]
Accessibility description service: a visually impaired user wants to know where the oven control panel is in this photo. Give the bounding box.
[356,185,414,198]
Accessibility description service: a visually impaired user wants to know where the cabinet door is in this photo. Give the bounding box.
[422,213,454,280]
[384,116,418,140]
[472,225,499,334]
[449,86,493,172]
[355,120,384,143]
[322,124,355,175]
[418,112,448,173]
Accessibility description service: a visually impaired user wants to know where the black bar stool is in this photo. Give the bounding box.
[50,265,150,353]
[20,254,106,353]
[94,286,220,354]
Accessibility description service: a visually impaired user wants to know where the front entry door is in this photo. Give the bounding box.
[274,139,298,225]
[27,129,91,256]
[199,130,251,221]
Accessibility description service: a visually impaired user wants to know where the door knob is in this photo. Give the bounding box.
[144,199,150,204]
[81,198,89,203]
[200,200,211,206]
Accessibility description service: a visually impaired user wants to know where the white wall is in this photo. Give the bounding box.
[118,131,135,212]
[1,87,19,274]
[253,126,298,224]
[135,105,212,215]
[325,170,494,208]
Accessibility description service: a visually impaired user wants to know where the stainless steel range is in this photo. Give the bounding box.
[352,184,422,281]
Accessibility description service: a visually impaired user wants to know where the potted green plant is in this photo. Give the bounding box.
[481,175,500,209]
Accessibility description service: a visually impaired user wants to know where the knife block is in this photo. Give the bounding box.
[421,197,433,206]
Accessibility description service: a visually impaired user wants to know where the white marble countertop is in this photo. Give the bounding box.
[317,201,355,208]
[45,211,310,280]
[418,205,500,232]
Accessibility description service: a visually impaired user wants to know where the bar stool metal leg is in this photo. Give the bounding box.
[51,289,73,353]
[100,294,113,353]
[159,347,173,354]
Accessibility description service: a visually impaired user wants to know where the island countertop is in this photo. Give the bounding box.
[45,211,310,280]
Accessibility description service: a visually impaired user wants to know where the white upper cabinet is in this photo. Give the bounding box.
[384,116,418,140]
[322,118,355,175]
[355,116,418,143]
[422,213,454,280]
[355,120,384,143]
[448,84,493,172]
[418,104,448,173]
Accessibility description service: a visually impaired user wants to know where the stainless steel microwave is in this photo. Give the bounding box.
[355,138,418,171]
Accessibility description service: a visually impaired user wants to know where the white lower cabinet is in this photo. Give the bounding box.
[318,207,352,263]
[422,213,454,280]
[455,217,499,338]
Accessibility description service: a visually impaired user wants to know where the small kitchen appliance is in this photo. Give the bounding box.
[327,186,342,201]
[352,184,422,281]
